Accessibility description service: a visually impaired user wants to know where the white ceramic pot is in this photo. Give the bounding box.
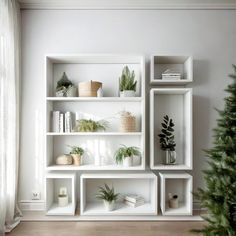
[120,90,135,97]
[123,156,133,167]
[103,200,115,211]
[66,86,77,97]
[58,195,68,207]
[165,150,177,165]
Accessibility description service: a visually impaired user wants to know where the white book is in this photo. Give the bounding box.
[65,112,72,133]
[124,200,145,208]
[59,113,64,133]
[52,111,60,132]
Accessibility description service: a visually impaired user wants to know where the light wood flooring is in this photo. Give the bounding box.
[8,221,206,236]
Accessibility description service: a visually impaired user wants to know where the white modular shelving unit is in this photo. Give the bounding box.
[46,172,76,215]
[45,54,146,171]
[150,88,193,170]
[80,173,158,216]
[159,172,193,216]
[150,55,193,85]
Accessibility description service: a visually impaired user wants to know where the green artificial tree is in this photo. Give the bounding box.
[194,65,236,235]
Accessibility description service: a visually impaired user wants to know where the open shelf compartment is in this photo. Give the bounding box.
[159,172,193,216]
[80,173,158,216]
[150,55,193,84]
[150,88,192,170]
[46,172,76,215]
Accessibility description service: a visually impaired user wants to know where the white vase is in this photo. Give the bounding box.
[66,86,77,97]
[58,195,68,207]
[123,156,133,167]
[165,150,177,165]
[120,90,135,97]
[103,200,115,211]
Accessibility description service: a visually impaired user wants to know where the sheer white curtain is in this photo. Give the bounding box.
[0,0,21,235]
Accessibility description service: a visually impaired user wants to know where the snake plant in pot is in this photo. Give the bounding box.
[96,184,119,211]
[119,66,137,97]
[114,145,141,167]
[158,115,176,165]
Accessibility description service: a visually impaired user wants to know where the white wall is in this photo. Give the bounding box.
[19,9,236,201]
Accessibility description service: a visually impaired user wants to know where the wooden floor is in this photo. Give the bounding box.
[8,221,205,236]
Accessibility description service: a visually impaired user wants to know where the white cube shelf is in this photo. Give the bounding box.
[150,55,193,84]
[46,172,76,215]
[159,172,193,216]
[80,173,158,216]
[45,54,146,171]
[150,88,192,170]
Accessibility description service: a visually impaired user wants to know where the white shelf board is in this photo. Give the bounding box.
[151,164,192,170]
[150,79,192,85]
[83,202,156,216]
[47,97,142,102]
[47,164,144,171]
[46,132,142,136]
[46,203,75,216]
[164,203,191,216]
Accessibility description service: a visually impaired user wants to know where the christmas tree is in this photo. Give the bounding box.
[194,65,236,235]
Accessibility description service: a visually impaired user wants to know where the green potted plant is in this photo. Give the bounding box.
[114,145,141,167]
[68,145,84,166]
[158,115,177,165]
[74,119,108,132]
[56,72,76,97]
[119,66,137,97]
[96,184,119,211]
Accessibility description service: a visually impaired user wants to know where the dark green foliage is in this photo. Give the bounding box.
[119,66,137,91]
[56,72,73,90]
[194,65,236,235]
[158,115,176,151]
[114,145,141,164]
[96,184,119,202]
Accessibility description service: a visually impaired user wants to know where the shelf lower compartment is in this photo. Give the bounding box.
[83,202,156,216]
[47,164,144,171]
[46,203,75,216]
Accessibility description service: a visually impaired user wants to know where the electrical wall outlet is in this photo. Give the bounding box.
[32,191,41,200]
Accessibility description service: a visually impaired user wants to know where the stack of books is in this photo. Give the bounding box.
[161,69,181,80]
[52,111,72,133]
[124,194,145,208]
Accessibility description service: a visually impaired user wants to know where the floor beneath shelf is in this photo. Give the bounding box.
[8,221,207,236]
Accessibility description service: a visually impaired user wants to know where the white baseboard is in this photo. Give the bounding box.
[19,200,45,211]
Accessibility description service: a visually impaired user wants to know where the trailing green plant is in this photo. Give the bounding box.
[96,184,119,203]
[68,145,84,156]
[119,66,137,91]
[75,119,108,132]
[114,145,141,164]
[158,115,176,151]
[56,72,73,91]
[192,65,236,235]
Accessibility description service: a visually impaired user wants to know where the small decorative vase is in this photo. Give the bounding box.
[58,195,68,207]
[71,154,82,166]
[123,156,133,167]
[97,87,103,97]
[168,194,179,209]
[66,86,77,97]
[164,150,176,165]
[103,200,115,211]
[120,90,135,97]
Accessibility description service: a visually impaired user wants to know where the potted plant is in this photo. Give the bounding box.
[96,184,119,211]
[56,72,77,97]
[73,119,108,132]
[158,115,177,165]
[119,66,137,97]
[68,145,84,166]
[114,145,141,167]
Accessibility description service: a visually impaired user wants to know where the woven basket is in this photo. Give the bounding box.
[120,112,136,132]
[78,80,102,97]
